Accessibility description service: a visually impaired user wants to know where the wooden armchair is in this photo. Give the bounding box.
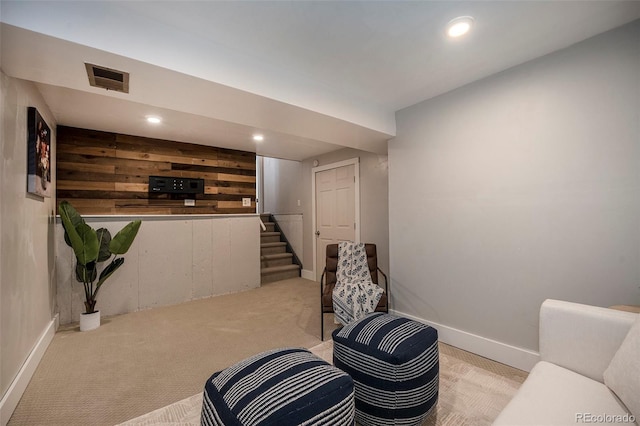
[320,243,388,340]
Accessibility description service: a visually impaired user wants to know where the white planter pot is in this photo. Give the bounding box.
[80,311,100,331]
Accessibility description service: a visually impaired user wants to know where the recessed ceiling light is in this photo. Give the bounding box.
[253,134,264,142]
[446,16,474,38]
[146,116,161,124]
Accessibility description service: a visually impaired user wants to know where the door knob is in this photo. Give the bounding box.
[315,230,320,236]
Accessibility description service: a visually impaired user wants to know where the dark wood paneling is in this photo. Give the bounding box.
[56,126,256,215]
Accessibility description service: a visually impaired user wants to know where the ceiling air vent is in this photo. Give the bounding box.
[85,63,129,93]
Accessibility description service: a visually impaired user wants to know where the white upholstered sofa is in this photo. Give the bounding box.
[494,299,639,426]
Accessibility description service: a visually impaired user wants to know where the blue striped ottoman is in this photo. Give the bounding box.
[201,347,355,426]
[332,313,439,426]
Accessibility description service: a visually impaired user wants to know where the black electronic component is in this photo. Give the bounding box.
[148,176,204,194]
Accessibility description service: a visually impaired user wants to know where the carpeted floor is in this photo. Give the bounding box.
[119,340,527,426]
[9,278,339,425]
[9,277,527,425]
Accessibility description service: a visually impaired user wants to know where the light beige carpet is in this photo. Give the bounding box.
[119,341,527,426]
[10,277,526,426]
[9,278,341,426]
[116,341,336,426]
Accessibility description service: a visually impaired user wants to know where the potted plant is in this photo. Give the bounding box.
[59,201,141,331]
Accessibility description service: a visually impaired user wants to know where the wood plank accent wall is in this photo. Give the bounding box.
[56,126,256,215]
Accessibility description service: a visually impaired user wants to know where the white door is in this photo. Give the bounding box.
[315,164,356,281]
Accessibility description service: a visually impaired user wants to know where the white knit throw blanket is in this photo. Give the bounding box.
[332,241,383,326]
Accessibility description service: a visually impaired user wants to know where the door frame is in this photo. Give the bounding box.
[311,157,361,281]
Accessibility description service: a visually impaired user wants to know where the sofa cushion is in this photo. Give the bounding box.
[493,361,631,426]
[604,315,640,419]
[539,300,637,383]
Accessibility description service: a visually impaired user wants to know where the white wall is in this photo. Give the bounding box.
[389,21,640,366]
[56,215,261,325]
[301,148,390,279]
[262,157,304,215]
[0,72,57,422]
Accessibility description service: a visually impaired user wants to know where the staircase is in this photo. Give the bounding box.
[260,213,301,284]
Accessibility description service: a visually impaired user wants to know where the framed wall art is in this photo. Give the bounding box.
[27,107,52,198]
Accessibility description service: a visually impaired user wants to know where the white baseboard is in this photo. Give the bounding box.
[301,269,315,281]
[0,313,59,426]
[390,309,539,372]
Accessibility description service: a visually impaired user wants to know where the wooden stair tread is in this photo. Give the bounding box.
[261,264,300,275]
[261,253,293,260]
[260,242,286,248]
[260,232,281,237]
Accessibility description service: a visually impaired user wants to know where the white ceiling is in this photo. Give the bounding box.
[1,1,639,161]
